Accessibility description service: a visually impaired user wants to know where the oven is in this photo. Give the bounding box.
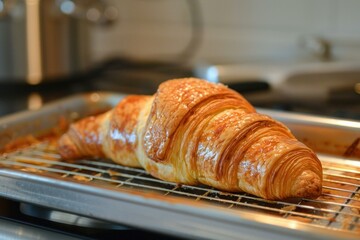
[0,60,359,239]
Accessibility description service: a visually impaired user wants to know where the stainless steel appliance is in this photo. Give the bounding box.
[0,0,117,84]
[0,92,359,240]
[195,61,360,103]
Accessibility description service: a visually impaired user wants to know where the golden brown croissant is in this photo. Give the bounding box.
[58,78,322,200]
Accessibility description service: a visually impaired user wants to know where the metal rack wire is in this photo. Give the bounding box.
[1,141,359,235]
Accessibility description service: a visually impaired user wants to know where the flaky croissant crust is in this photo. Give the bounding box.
[58,78,322,200]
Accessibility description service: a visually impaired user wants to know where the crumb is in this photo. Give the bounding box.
[107,169,118,177]
[21,167,43,173]
[73,175,91,182]
[281,205,297,212]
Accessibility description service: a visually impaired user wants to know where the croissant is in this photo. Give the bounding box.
[58,78,322,200]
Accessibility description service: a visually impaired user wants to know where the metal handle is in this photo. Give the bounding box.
[57,0,118,26]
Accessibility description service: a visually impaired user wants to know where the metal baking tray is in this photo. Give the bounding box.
[0,92,359,240]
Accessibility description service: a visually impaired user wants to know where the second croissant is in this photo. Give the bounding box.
[58,78,322,200]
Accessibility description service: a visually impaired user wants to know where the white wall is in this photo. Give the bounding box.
[91,0,360,65]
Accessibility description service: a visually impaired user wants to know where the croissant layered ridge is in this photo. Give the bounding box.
[58,95,152,168]
[58,78,323,200]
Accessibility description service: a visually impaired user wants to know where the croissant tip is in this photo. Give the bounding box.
[292,170,322,199]
[57,134,78,160]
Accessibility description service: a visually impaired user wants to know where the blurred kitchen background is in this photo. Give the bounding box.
[1,0,360,119]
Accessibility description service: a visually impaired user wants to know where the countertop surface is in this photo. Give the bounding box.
[1,58,359,120]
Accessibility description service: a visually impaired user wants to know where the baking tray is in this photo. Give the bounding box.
[0,92,359,240]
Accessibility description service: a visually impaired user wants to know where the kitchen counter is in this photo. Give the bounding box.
[1,58,360,120]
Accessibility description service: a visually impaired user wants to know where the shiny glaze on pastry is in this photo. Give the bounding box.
[58,78,322,200]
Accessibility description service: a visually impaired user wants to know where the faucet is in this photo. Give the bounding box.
[299,35,333,62]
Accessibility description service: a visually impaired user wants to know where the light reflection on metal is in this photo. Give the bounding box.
[355,83,360,94]
[27,92,43,110]
[90,93,100,102]
[86,8,100,22]
[205,66,219,83]
[59,0,75,14]
[26,0,42,85]
[104,6,118,22]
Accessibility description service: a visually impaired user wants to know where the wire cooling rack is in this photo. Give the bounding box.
[0,140,359,236]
